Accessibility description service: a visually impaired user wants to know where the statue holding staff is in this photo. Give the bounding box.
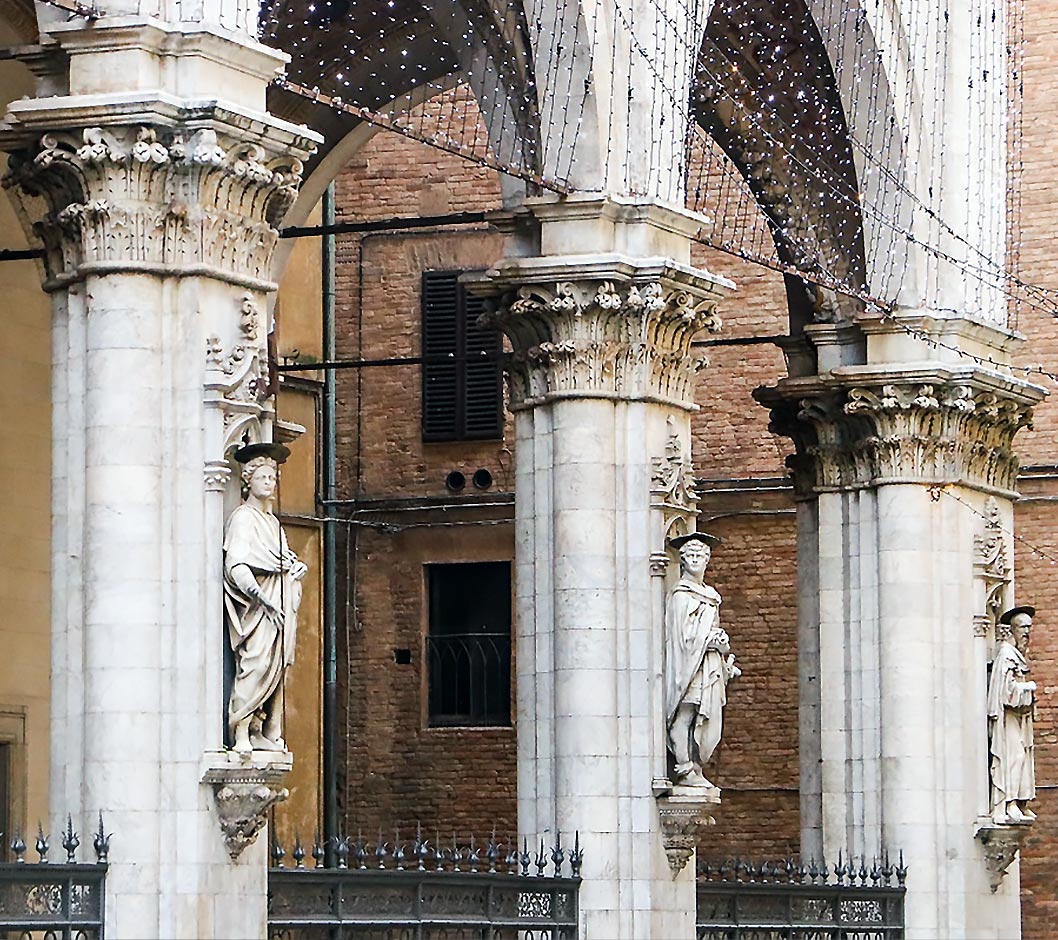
[225,442,307,755]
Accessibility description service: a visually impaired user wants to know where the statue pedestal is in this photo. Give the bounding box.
[202,751,292,861]
[974,819,1033,893]
[656,786,720,876]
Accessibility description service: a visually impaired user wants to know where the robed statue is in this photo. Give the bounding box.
[665,532,740,788]
[988,606,1037,824]
[225,442,307,755]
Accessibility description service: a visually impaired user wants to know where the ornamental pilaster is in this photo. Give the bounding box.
[756,369,1045,498]
[478,260,730,411]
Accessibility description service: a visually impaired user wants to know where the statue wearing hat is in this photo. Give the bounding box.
[665,532,740,788]
[225,442,308,755]
[988,606,1037,824]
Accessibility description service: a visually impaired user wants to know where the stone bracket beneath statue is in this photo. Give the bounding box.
[975,819,1033,892]
[202,750,292,860]
[656,786,720,876]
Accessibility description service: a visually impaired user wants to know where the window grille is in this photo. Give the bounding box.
[421,270,503,442]
[426,562,512,727]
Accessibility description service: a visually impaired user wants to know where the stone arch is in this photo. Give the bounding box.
[694,0,912,327]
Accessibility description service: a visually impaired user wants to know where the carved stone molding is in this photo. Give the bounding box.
[657,789,719,876]
[479,272,722,410]
[204,461,233,492]
[651,415,700,551]
[975,820,1032,892]
[757,375,1041,497]
[2,125,309,286]
[974,496,1011,634]
[203,752,292,860]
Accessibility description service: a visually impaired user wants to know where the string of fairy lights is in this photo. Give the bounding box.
[32,0,1058,370]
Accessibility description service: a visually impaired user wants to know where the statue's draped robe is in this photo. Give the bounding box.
[665,578,724,761]
[987,639,1035,812]
[224,504,302,732]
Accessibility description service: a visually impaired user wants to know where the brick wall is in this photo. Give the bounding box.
[1009,3,1058,933]
[331,102,517,842]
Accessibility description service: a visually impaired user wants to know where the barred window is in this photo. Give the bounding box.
[421,270,503,442]
[426,562,512,727]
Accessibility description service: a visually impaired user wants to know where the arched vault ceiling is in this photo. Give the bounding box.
[264,0,536,184]
[695,0,867,322]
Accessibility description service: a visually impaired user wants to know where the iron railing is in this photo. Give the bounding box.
[268,831,580,940]
[0,818,109,940]
[696,855,906,940]
[426,632,511,727]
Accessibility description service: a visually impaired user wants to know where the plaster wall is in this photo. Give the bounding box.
[0,49,51,837]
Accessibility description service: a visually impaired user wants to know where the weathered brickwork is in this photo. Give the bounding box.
[1008,6,1058,934]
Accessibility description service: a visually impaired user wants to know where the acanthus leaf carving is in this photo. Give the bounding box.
[3,124,309,283]
[759,379,1038,496]
[481,272,724,409]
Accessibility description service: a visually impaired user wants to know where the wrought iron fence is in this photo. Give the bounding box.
[426,632,511,727]
[268,830,580,940]
[696,855,906,940]
[0,817,109,940]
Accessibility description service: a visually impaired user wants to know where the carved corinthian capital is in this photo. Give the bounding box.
[477,262,729,410]
[2,123,313,287]
[757,371,1044,497]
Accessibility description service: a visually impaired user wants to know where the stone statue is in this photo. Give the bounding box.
[225,442,307,755]
[988,606,1037,824]
[665,533,740,788]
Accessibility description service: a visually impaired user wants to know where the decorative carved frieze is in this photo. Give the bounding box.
[3,125,306,285]
[480,276,721,409]
[758,377,1038,496]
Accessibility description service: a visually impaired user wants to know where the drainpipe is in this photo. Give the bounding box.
[321,183,339,859]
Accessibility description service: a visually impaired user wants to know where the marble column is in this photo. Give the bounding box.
[476,195,733,939]
[0,13,319,939]
[758,317,1045,939]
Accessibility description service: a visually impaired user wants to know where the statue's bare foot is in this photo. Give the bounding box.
[1006,802,1026,822]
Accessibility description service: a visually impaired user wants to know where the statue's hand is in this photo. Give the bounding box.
[292,561,308,581]
[262,598,285,625]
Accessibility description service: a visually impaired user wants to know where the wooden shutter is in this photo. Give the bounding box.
[460,286,503,440]
[421,270,503,442]
[421,271,461,441]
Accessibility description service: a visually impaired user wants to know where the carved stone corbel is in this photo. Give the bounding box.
[975,821,1032,892]
[656,788,719,876]
[203,753,292,860]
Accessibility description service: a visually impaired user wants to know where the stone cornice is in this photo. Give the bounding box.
[2,120,311,286]
[477,259,729,410]
[756,368,1046,497]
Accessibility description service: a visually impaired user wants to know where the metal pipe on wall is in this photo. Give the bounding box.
[320,183,339,861]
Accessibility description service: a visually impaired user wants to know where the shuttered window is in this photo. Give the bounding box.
[421,270,503,441]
